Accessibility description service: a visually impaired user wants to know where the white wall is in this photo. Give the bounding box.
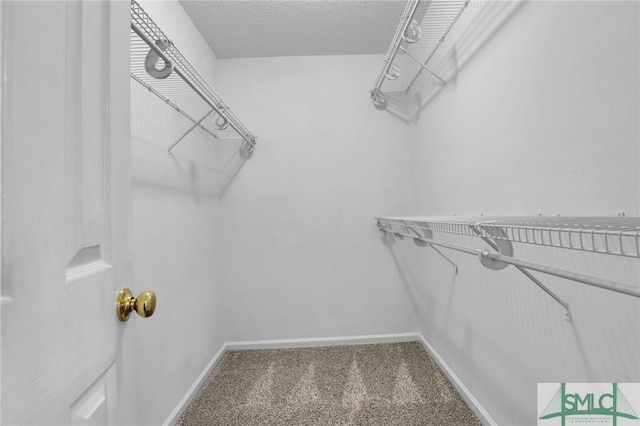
[408,0,639,217]
[395,1,639,424]
[129,2,639,425]
[130,1,228,424]
[216,55,419,342]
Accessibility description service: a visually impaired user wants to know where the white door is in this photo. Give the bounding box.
[1,1,141,425]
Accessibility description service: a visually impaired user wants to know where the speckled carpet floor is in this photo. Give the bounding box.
[177,341,481,425]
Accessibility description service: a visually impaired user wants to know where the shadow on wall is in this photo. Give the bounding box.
[380,233,422,319]
[131,82,249,199]
[132,136,249,198]
[372,90,414,125]
[381,228,640,423]
[408,1,527,121]
[131,133,249,199]
[215,142,251,198]
[374,1,527,123]
[383,235,542,421]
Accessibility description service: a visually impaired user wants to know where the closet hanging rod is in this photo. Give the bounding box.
[381,227,640,299]
[472,226,572,320]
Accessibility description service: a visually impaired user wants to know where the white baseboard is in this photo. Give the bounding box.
[164,332,496,426]
[416,333,497,426]
[163,342,228,426]
[225,332,421,351]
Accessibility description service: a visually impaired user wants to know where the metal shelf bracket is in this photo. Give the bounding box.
[168,109,216,154]
[398,46,446,85]
[471,225,572,322]
[409,227,458,274]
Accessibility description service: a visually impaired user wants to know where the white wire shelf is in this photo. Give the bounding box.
[130,0,256,154]
[377,216,640,258]
[376,216,640,320]
[370,0,469,104]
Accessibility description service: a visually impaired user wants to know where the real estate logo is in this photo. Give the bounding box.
[538,383,640,425]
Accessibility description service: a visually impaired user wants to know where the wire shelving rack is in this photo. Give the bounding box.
[378,216,640,258]
[371,0,469,104]
[130,0,256,155]
[376,216,640,321]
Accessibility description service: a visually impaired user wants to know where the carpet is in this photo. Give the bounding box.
[177,341,482,425]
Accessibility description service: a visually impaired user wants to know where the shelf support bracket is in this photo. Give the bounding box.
[471,225,572,322]
[168,109,216,154]
[409,227,458,274]
[398,46,446,85]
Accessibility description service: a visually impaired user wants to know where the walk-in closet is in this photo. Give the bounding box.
[1,0,639,425]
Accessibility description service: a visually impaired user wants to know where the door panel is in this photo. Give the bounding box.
[1,1,133,425]
[64,0,111,281]
[70,365,116,426]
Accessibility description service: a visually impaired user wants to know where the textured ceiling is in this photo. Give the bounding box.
[179,1,406,59]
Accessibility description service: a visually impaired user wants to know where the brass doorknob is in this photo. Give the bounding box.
[116,288,156,321]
